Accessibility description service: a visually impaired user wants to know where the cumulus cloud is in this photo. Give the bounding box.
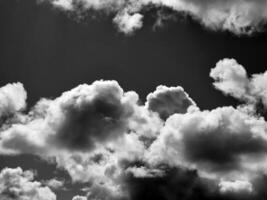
[41,0,267,35]
[0,80,156,199]
[219,180,253,194]
[0,167,56,200]
[46,80,138,151]
[210,59,251,101]
[0,80,140,154]
[210,58,267,110]
[146,85,196,120]
[113,12,144,34]
[3,58,267,199]
[147,106,267,179]
[0,83,27,120]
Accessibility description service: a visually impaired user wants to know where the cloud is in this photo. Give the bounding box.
[46,80,138,151]
[72,196,87,200]
[3,58,267,199]
[85,183,128,200]
[147,106,267,180]
[210,58,267,110]
[42,0,267,35]
[113,12,144,35]
[0,83,27,120]
[219,180,253,194]
[0,167,56,200]
[43,178,65,190]
[146,85,196,120]
[210,58,251,101]
[0,80,160,199]
[0,80,140,154]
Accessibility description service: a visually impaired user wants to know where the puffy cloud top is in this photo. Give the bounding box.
[3,59,267,200]
[0,167,56,200]
[210,58,267,109]
[0,83,27,119]
[146,85,196,120]
[47,80,138,151]
[210,59,250,101]
[147,106,267,178]
[44,0,267,35]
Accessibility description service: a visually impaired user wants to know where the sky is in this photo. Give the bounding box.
[2,0,267,200]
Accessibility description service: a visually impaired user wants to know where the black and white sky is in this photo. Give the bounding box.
[2,0,267,200]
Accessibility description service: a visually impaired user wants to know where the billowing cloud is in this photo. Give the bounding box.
[46,80,138,151]
[147,106,267,179]
[0,83,27,120]
[41,0,267,35]
[146,85,196,120]
[3,59,267,199]
[113,12,144,34]
[0,80,140,154]
[210,58,267,110]
[0,167,56,200]
[210,58,251,101]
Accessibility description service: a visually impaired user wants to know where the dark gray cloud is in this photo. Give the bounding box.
[146,85,195,120]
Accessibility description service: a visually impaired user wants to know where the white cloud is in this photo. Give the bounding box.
[0,167,56,200]
[0,83,27,119]
[0,80,141,154]
[146,106,267,180]
[210,58,251,101]
[3,59,267,199]
[210,58,267,109]
[113,12,144,34]
[40,0,267,35]
[219,179,253,194]
[250,71,267,107]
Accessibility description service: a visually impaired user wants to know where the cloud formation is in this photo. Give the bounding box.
[210,58,267,110]
[219,180,253,195]
[0,167,56,200]
[46,80,138,151]
[0,80,139,154]
[0,83,27,120]
[43,0,267,35]
[147,106,267,181]
[3,58,267,199]
[146,85,195,120]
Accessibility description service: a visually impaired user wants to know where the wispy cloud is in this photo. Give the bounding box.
[38,0,267,35]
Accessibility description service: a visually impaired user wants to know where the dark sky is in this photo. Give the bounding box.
[1,0,267,110]
[1,0,267,199]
